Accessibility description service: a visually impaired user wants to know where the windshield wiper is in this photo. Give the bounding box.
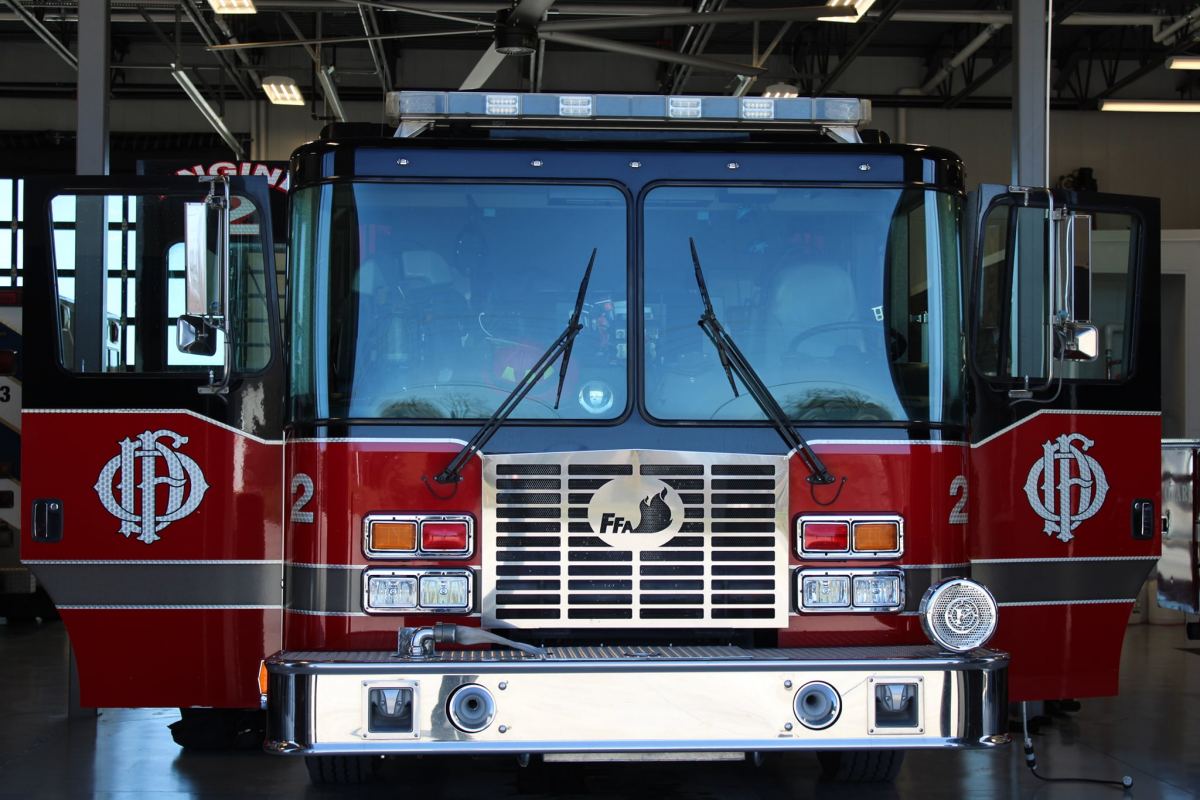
[688,237,836,486]
[433,248,597,486]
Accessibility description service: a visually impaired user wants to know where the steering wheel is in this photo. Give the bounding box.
[787,321,883,354]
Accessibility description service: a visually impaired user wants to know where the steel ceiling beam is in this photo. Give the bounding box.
[2,0,77,69]
[177,0,255,99]
[358,2,393,92]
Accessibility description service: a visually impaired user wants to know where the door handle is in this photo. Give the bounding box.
[31,499,63,542]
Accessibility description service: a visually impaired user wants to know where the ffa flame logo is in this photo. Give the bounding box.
[588,478,686,549]
[93,430,209,545]
[1023,433,1108,543]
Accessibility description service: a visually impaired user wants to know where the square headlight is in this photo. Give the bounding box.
[366,575,418,610]
[853,574,903,610]
[420,574,471,610]
[801,574,851,609]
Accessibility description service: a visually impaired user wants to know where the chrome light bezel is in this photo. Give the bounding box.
[919,578,998,652]
[796,514,904,559]
[363,568,474,615]
[796,568,905,613]
[363,513,475,560]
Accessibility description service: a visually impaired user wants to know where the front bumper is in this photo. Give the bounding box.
[265,645,1008,756]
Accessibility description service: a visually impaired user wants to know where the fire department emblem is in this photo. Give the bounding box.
[93,429,209,545]
[588,477,686,549]
[1023,433,1108,543]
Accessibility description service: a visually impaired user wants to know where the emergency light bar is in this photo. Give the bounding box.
[387,91,871,142]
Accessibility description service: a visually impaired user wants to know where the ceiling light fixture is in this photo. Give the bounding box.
[206,0,256,13]
[262,75,305,106]
[1166,56,1200,70]
[821,0,876,23]
[1099,99,1200,112]
[762,82,800,98]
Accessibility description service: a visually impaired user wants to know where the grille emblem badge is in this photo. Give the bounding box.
[588,477,686,549]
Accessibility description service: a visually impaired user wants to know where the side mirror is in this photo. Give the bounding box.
[183,202,210,316]
[1059,322,1100,361]
[177,313,218,357]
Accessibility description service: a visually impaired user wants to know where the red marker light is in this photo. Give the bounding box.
[802,521,850,553]
[420,520,470,553]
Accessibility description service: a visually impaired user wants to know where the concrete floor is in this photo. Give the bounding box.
[0,621,1196,799]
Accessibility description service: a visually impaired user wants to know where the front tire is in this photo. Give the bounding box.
[304,755,379,785]
[817,749,905,782]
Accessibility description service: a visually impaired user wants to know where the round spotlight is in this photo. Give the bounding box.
[577,380,614,415]
[793,681,841,730]
[494,9,537,56]
[447,684,496,733]
[919,578,998,652]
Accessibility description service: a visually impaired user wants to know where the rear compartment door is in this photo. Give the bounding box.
[19,176,283,708]
[966,185,1160,701]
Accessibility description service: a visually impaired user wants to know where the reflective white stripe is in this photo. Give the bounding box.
[284,608,369,617]
[971,555,1158,564]
[287,562,364,570]
[56,604,278,610]
[972,409,1161,448]
[23,559,282,565]
[898,562,970,570]
[997,598,1134,607]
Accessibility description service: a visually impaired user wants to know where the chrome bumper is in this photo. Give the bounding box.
[265,645,1009,756]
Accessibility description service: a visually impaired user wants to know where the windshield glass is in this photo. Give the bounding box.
[643,186,962,424]
[289,182,628,421]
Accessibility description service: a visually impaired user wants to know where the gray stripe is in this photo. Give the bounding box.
[972,559,1154,604]
[285,564,363,615]
[30,562,282,607]
[902,566,969,612]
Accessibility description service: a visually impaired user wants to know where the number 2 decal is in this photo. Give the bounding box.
[948,475,968,525]
[290,473,315,524]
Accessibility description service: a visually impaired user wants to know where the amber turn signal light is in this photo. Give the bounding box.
[371,521,418,553]
[852,521,900,554]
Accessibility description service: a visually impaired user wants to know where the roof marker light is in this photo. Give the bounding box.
[741,97,775,120]
[559,95,593,117]
[485,94,520,116]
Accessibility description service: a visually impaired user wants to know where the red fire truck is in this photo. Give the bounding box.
[19,93,1160,784]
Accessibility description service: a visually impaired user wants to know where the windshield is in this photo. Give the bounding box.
[290,182,628,421]
[643,186,962,424]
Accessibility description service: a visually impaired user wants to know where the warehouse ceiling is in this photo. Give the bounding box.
[0,1,1198,110]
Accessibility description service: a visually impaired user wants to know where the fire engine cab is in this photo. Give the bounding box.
[19,92,1160,784]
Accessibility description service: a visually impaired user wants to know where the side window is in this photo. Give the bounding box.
[0,178,22,286]
[50,191,272,373]
[974,200,1138,384]
[1061,212,1138,381]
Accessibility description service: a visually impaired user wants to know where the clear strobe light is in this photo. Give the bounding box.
[919,578,998,652]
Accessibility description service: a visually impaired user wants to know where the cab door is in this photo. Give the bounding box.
[20,176,283,708]
[966,186,1160,701]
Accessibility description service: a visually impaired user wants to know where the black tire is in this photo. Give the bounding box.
[169,709,265,751]
[304,755,379,785]
[817,749,905,783]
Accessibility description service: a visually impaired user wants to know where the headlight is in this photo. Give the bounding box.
[363,569,474,614]
[919,578,998,652]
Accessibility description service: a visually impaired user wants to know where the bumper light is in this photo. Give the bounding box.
[797,515,903,558]
[920,578,998,652]
[365,514,474,559]
[798,569,904,613]
[420,520,470,553]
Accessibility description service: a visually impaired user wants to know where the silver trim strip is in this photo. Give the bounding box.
[972,409,1161,449]
[997,598,1135,607]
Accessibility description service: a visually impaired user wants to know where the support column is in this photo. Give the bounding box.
[1012,0,1049,186]
[70,0,109,720]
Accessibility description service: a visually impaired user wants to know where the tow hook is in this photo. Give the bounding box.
[396,622,547,660]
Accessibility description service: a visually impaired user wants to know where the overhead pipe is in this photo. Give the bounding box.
[1153,4,1200,43]
[919,22,1003,95]
[1,0,78,69]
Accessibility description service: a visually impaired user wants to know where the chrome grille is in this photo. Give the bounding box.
[483,450,788,629]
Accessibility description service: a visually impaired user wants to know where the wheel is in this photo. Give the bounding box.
[817,749,905,783]
[169,709,264,750]
[304,755,379,785]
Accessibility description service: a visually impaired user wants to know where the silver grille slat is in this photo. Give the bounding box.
[483,450,788,629]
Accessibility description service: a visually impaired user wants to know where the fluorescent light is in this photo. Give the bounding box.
[171,69,245,158]
[1167,56,1200,70]
[821,0,875,22]
[317,67,347,122]
[762,82,799,98]
[1099,100,1200,112]
[262,75,304,106]
[206,0,256,13]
